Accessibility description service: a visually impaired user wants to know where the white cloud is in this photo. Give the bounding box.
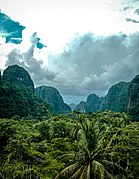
[47,32,139,100]
[4,31,139,104]
[5,33,56,83]
[1,0,139,53]
[1,0,139,103]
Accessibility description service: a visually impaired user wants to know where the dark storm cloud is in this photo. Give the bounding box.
[0,11,25,44]
[123,6,132,11]
[135,9,139,15]
[48,32,139,97]
[125,18,139,23]
[5,31,139,99]
[6,32,56,83]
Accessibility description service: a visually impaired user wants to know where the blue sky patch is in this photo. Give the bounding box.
[36,37,47,49]
[0,12,25,44]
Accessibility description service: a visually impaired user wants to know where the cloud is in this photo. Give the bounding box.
[4,31,139,102]
[47,32,139,98]
[6,32,56,83]
[30,32,46,49]
[0,11,46,49]
[125,18,139,23]
[0,11,25,44]
[0,12,52,89]
[123,6,132,11]
[135,9,139,15]
[2,13,139,102]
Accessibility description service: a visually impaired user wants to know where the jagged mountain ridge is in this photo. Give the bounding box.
[0,65,71,117]
[127,74,139,120]
[76,82,130,113]
[35,86,71,114]
[1,64,139,120]
[99,81,130,112]
[69,103,77,111]
[75,101,86,113]
[75,78,139,120]
[3,65,34,91]
[75,94,103,113]
[0,65,51,118]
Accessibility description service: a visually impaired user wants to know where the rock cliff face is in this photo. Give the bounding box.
[75,94,102,113]
[69,103,77,111]
[3,65,34,91]
[75,101,86,113]
[75,82,130,114]
[100,82,130,112]
[0,65,51,118]
[35,86,71,114]
[1,65,139,120]
[85,94,102,113]
[127,75,139,120]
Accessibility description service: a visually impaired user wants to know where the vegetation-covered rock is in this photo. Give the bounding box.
[75,101,86,112]
[74,77,139,122]
[75,94,103,113]
[3,64,34,91]
[100,81,130,112]
[0,65,51,118]
[127,74,139,120]
[85,93,103,113]
[0,64,139,179]
[35,86,71,114]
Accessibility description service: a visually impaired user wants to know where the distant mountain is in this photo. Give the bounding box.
[75,101,86,113]
[1,65,139,120]
[35,86,71,114]
[3,65,34,91]
[69,103,77,111]
[85,94,103,113]
[127,74,139,120]
[75,79,139,120]
[75,94,103,113]
[0,65,51,118]
[100,82,130,112]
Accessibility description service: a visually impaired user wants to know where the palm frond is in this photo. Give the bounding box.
[55,162,80,179]
[92,160,114,179]
[70,164,87,179]
[102,159,125,172]
[104,169,115,179]
[86,162,91,179]
[92,160,105,179]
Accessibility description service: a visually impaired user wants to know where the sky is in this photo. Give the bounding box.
[0,0,139,104]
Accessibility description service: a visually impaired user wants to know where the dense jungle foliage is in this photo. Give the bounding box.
[0,111,139,179]
[0,65,52,118]
[0,65,139,178]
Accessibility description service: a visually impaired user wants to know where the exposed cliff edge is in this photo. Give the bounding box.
[35,86,71,114]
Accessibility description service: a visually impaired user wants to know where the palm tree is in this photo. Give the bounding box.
[55,113,125,179]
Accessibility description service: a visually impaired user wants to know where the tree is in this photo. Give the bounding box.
[55,113,125,179]
[108,121,139,179]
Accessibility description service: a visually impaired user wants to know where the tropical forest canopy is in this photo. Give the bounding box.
[0,65,139,179]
